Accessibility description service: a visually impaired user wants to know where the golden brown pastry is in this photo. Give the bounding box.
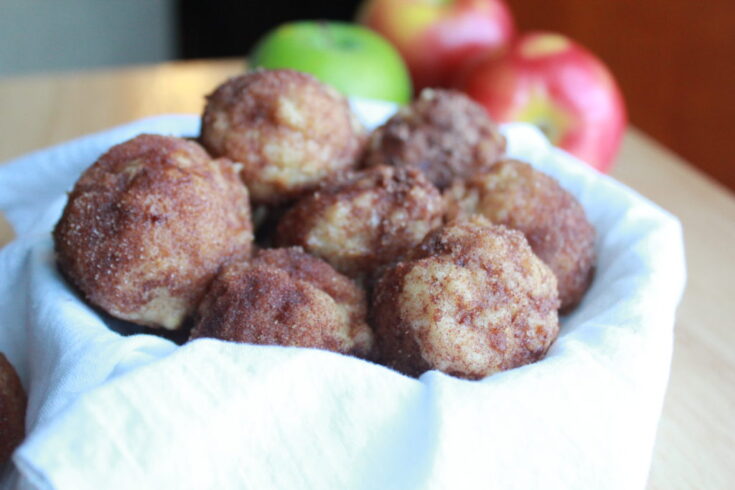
[0,353,26,463]
[444,159,596,311]
[276,165,444,280]
[363,88,505,189]
[54,134,253,330]
[190,247,373,358]
[371,216,560,379]
[200,69,365,204]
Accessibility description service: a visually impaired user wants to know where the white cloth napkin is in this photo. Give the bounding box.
[0,103,685,489]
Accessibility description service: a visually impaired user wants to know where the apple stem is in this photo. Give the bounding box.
[319,20,335,49]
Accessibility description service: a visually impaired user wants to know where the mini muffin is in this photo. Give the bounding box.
[363,88,506,189]
[372,216,560,379]
[190,247,373,358]
[54,134,253,330]
[276,165,444,280]
[444,159,596,311]
[0,353,26,463]
[200,69,365,204]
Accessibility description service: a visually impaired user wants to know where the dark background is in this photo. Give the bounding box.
[178,0,735,191]
[178,1,361,59]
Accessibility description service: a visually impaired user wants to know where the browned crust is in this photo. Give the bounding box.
[444,159,596,311]
[370,261,430,376]
[275,165,444,280]
[0,353,26,463]
[200,69,365,204]
[53,134,253,329]
[363,88,506,189]
[191,247,373,358]
[252,248,365,312]
[371,216,560,379]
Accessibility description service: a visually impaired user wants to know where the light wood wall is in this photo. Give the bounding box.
[508,0,735,191]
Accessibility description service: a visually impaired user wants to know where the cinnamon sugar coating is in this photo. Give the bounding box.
[200,69,365,204]
[363,88,505,189]
[190,247,373,358]
[0,353,26,463]
[371,216,560,379]
[54,134,253,330]
[276,165,444,280]
[444,159,596,311]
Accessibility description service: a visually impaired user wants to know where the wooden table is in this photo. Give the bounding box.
[1,60,733,489]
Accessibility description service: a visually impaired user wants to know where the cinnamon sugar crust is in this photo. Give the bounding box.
[276,165,444,280]
[0,353,26,463]
[201,69,365,204]
[371,216,560,379]
[444,159,596,311]
[363,88,506,189]
[191,247,373,358]
[54,134,253,329]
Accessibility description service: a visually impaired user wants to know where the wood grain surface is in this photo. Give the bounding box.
[0,60,733,489]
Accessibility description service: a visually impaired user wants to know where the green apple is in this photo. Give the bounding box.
[250,21,412,104]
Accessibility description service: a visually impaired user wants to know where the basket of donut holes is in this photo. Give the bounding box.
[54,69,596,381]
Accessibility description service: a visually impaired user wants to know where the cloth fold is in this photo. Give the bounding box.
[0,105,685,490]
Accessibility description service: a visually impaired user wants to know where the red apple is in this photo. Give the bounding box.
[457,32,627,172]
[357,0,516,92]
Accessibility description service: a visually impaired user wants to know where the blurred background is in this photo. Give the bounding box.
[1,0,733,190]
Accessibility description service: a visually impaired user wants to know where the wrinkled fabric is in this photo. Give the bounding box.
[0,107,685,490]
